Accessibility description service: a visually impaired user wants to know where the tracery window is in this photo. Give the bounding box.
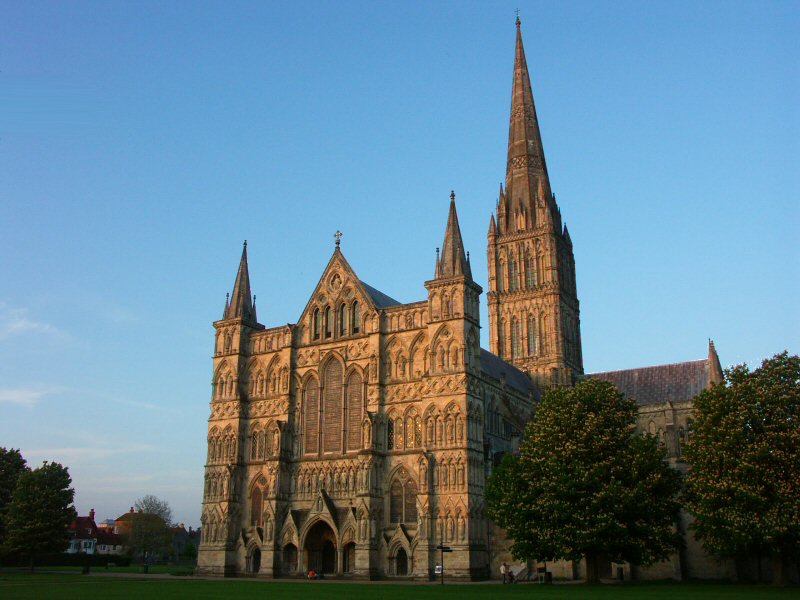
[527,314,538,356]
[387,420,394,450]
[389,474,418,524]
[324,307,332,339]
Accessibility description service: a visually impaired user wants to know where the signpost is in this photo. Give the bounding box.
[435,545,452,585]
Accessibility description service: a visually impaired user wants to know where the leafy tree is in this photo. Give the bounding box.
[126,495,173,562]
[685,351,800,584]
[135,494,174,527]
[0,448,29,549]
[3,461,76,569]
[487,379,683,583]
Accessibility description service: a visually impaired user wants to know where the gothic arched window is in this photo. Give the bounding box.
[312,309,320,341]
[303,378,319,456]
[527,315,538,355]
[324,307,332,339]
[526,256,537,289]
[250,487,262,527]
[338,304,347,337]
[351,302,360,334]
[509,260,519,292]
[389,474,418,524]
[345,372,363,452]
[387,420,394,450]
[404,480,418,523]
[498,318,506,358]
[390,480,403,523]
[322,361,343,453]
[511,318,521,358]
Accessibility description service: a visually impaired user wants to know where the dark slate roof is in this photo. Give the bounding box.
[480,348,538,397]
[587,359,709,406]
[360,281,401,309]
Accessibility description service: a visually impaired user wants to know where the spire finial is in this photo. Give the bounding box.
[334,230,342,248]
[243,239,247,248]
[450,190,456,202]
[515,8,520,26]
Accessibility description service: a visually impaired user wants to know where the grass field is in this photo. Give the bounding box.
[0,573,797,600]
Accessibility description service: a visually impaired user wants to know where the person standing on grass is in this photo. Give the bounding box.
[500,562,508,583]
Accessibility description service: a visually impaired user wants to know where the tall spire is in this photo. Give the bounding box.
[505,17,551,232]
[436,191,471,280]
[226,240,255,321]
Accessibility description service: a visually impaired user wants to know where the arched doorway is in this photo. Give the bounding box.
[343,542,356,574]
[250,548,261,574]
[283,543,298,574]
[304,521,337,575]
[396,548,408,576]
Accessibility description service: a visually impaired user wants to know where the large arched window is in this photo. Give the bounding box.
[303,378,319,455]
[387,420,394,450]
[338,304,347,337]
[250,487,262,527]
[324,307,332,339]
[351,302,360,334]
[313,309,320,341]
[389,472,418,524]
[323,361,343,453]
[345,372,363,452]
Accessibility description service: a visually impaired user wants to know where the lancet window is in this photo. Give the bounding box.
[303,378,320,455]
[511,318,521,358]
[352,301,360,334]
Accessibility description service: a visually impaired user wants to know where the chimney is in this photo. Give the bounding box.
[89,508,95,521]
[130,506,134,513]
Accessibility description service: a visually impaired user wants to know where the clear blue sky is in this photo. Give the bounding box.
[1,1,797,528]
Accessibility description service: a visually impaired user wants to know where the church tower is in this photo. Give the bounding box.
[487,18,583,387]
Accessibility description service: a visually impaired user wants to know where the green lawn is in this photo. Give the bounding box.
[0,574,797,600]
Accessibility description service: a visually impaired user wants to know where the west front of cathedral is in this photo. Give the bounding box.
[198,20,725,581]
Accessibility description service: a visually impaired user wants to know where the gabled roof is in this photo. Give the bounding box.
[96,530,122,545]
[480,348,538,397]
[296,248,402,326]
[587,359,710,406]
[360,281,401,309]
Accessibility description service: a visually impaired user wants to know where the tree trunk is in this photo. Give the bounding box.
[585,553,600,584]
[772,552,786,586]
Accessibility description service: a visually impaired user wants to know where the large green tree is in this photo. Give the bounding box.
[685,351,800,584]
[126,495,173,562]
[487,379,683,583]
[0,448,29,549]
[3,461,76,568]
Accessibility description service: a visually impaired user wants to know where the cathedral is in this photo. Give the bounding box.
[197,19,724,580]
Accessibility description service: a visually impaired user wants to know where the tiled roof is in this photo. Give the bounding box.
[587,359,709,406]
[96,530,122,545]
[360,281,401,309]
[480,349,538,397]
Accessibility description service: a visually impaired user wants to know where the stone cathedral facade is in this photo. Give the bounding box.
[198,20,725,581]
